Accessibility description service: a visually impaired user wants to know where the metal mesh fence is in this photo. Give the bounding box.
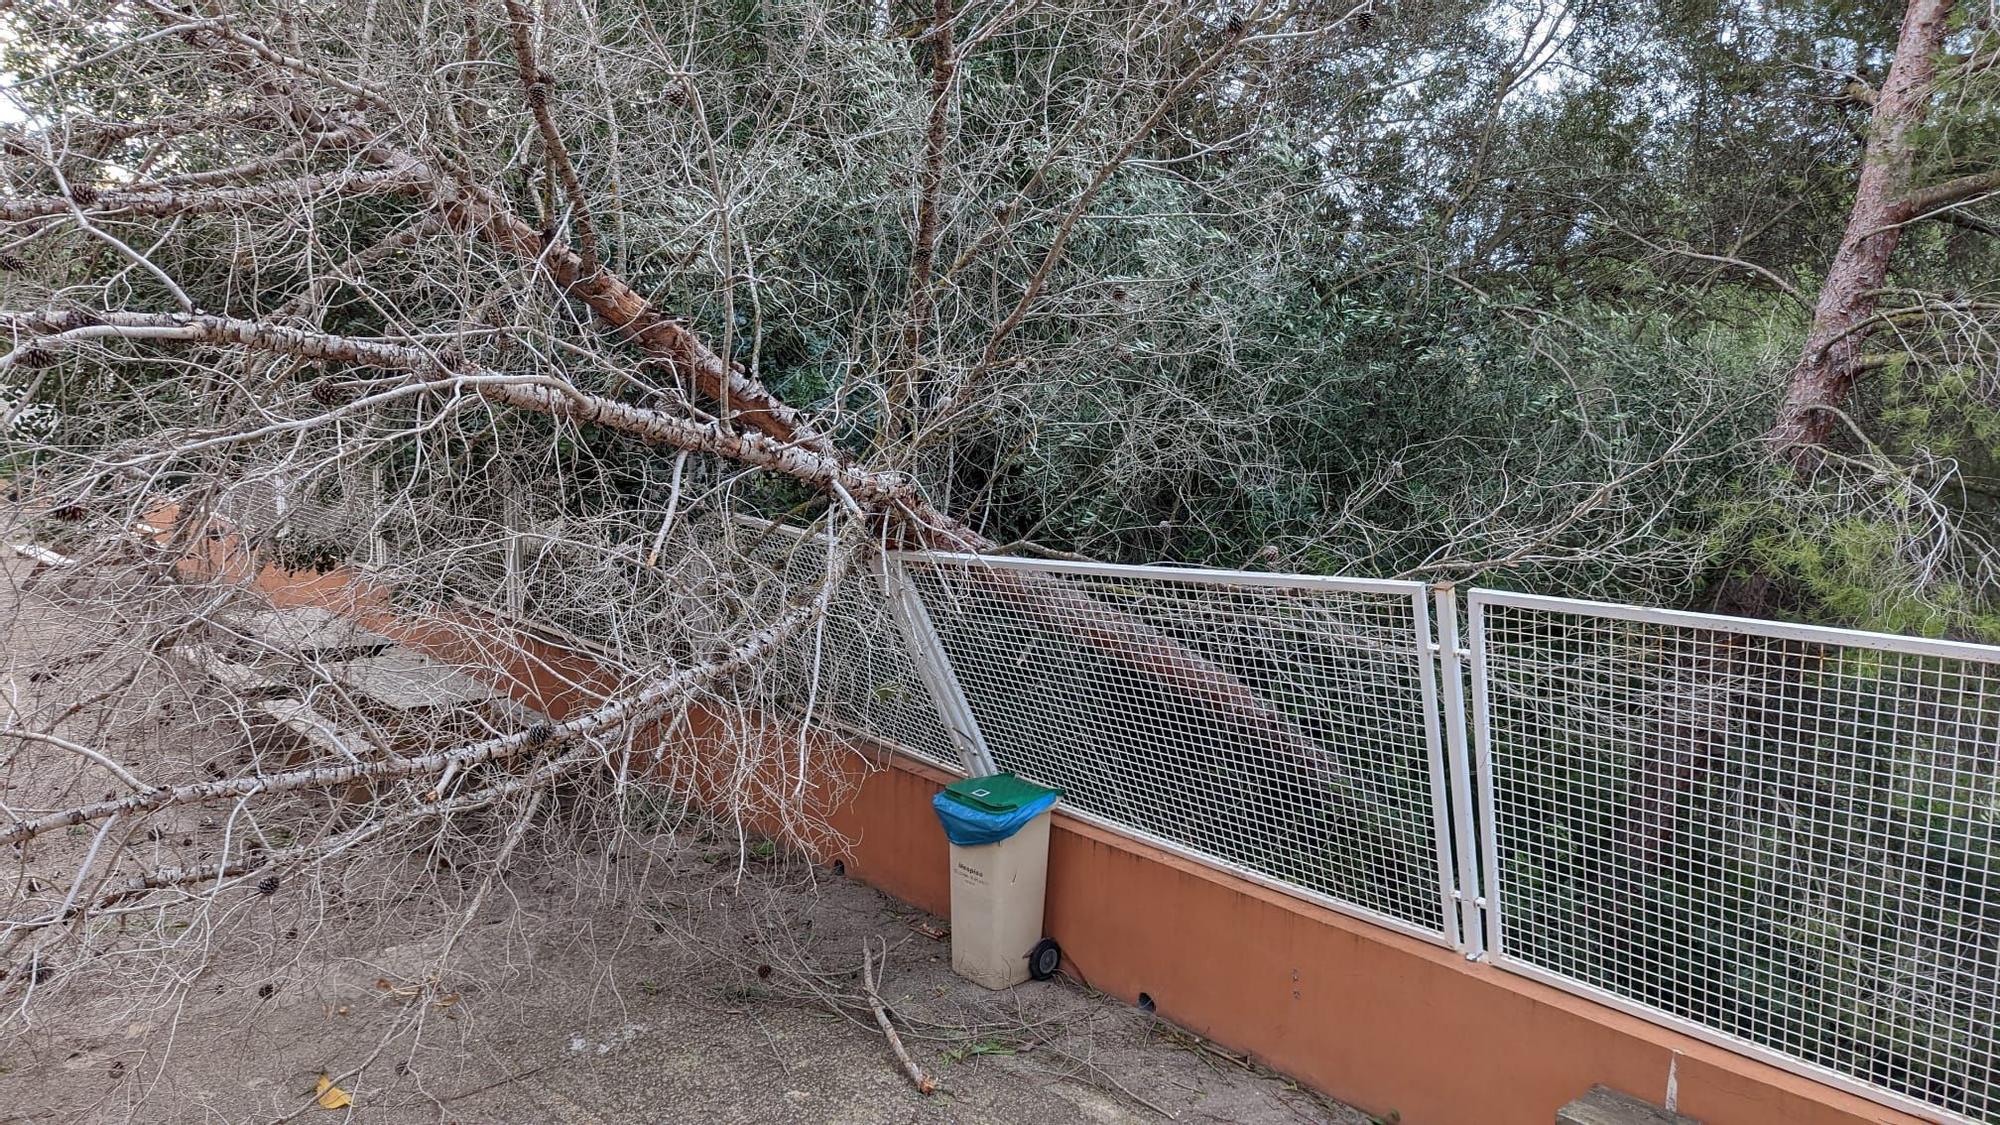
[366,507,964,771]
[1473,591,2000,1122]
[238,482,2000,1115]
[737,524,964,773]
[215,469,382,570]
[898,554,1455,943]
[214,477,2000,1117]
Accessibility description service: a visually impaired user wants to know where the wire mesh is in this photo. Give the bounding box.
[370,505,965,772]
[899,555,1454,941]
[214,469,382,570]
[735,523,964,774]
[1473,592,2000,1122]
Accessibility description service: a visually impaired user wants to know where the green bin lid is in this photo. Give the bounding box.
[940,772,1059,814]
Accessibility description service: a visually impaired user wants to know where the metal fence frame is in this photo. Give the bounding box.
[1431,584,1485,960]
[735,517,970,773]
[879,554,995,776]
[1467,588,2000,1125]
[887,550,1468,950]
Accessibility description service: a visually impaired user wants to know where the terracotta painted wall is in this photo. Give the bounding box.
[823,753,1930,1125]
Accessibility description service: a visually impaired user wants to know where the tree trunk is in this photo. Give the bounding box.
[1767,0,1956,467]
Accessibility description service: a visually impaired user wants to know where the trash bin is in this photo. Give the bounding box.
[931,773,1062,990]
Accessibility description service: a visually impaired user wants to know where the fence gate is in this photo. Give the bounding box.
[1468,589,2000,1125]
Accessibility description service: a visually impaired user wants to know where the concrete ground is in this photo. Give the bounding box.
[0,540,1372,1125]
[1,855,1374,1125]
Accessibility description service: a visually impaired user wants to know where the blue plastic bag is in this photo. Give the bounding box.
[931,787,1059,846]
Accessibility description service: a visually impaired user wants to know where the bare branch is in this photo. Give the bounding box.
[0,167,430,223]
[498,0,601,276]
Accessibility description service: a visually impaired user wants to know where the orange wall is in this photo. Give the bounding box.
[822,752,1928,1125]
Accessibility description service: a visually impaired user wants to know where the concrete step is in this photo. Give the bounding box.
[252,698,384,763]
[1557,1086,1700,1125]
[230,604,391,660]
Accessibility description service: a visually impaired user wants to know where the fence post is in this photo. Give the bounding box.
[1465,590,1504,959]
[366,465,389,570]
[880,554,997,776]
[1432,582,1485,960]
[503,530,527,620]
[1413,588,1463,950]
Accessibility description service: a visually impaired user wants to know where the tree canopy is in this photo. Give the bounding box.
[0,0,1995,628]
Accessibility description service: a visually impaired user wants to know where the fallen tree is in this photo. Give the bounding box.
[0,1,1368,1068]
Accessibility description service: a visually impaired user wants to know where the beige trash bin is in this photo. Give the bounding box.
[934,773,1062,990]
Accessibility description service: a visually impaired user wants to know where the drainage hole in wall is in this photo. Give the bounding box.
[1136,992,1155,1013]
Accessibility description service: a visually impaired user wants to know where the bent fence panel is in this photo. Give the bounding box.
[427,513,969,773]
[1470,590,2000,1124]
[894,552,1461,947]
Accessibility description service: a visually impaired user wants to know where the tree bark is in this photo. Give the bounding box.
[888,0,955,433]
[1767,0,1957,467]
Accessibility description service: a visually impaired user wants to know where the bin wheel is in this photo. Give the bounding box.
[1028,938,1062,981]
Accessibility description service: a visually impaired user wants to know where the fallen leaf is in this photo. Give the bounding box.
[314,1074,353,1110]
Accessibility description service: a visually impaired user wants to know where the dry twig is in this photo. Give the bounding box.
[860,936,936,1095]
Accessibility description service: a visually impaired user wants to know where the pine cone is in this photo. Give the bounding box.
[10,343,55,369]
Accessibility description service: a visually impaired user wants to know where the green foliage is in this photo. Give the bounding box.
[4,1,2000,1113]
[1749,515,2000,640]
[3,0,1995,631]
